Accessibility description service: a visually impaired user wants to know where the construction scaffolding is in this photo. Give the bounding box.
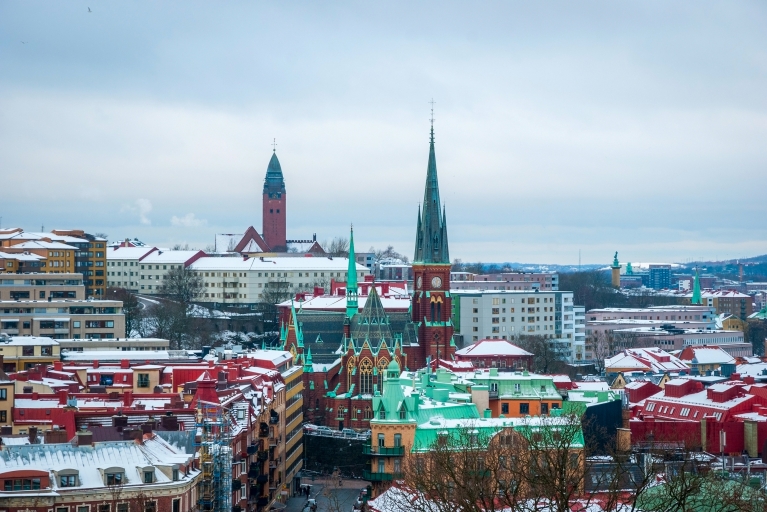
[196,402,233,512]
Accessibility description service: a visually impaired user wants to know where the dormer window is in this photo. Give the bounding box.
[143,470,154,484]
[60,475,77,487]
[172,468,179,481]
[105,471,123,486]
[399,407,407,420]
[378,408,386,420]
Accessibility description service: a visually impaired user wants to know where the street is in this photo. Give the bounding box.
[285,478,369,512]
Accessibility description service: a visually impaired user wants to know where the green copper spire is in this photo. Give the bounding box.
[691,267,702,305]
[346,225,359,319]
[414,119,449,264]
[303,347,313,372]
[263,152,285,195]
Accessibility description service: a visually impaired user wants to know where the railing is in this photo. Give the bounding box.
[363,444,405,456]
[363,469,403,482]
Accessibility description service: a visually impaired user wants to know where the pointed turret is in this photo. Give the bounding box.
[691,267,702,305]
[346,225,359,319]
[303,347,313,373]
[263,152,285,193]
[414,124,449,264]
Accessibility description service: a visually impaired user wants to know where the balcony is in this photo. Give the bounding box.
[489,390,499,399]
[363,469,402,482]
[363,444,405,456]
[247,445,258,455]
[257,450,269,461]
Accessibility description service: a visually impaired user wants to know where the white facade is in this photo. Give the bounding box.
[188,255,370,306]
[138,250,204,294]
[573,306,586,361]
[106,246,157,291]
[452,289,577,362]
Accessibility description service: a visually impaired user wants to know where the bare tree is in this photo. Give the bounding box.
[327,237,350,257]
[146,299,187,349]
[106,287,143,337]
[514,335,569,374]
[159,267,203,304]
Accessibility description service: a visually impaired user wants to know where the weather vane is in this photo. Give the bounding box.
[429,98,436,143]
[272,138,277,152]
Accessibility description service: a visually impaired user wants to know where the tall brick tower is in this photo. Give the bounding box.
[262,150,287,252]
[410,120,454,369]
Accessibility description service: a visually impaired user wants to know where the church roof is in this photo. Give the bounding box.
[413,124,449,264]
[351,287,394,345]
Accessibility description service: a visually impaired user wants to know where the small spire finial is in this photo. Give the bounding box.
[272,138,277,152]
[429,98,435,144]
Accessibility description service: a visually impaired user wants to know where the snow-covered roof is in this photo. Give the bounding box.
[0,336,58,346]
[61,350,172,361]
[141,250,203,264]
[189,255,367,272]
[0,251,44,261]
[107,246,157,260]
[0,435,196,491]
[7,240,77,250]
[679,346,735,365]
[455,339,532,358]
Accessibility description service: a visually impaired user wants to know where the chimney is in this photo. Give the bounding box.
[160,412,179,431]
[76,431,93,447]
[28,426,38,444]
[120,359,130,369]
[112,413,129,430]
[58,389,68,405]
[53,361,63,371]
[0,426,11,435]
[123,390,133,407]
[93,360,99,369]
[44,428,68,444]
[141,422,154,434]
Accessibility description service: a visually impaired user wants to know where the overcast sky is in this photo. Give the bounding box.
[1,2,766,265]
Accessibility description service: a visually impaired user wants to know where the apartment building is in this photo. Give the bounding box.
[188,255,369,307]
[452,289,580,361]
[107,245,158,291]
[0,273,85,301]
[0,299,125,341]
[450,271,559,291]
[0,251,46,273]
[0,229,107,297]
[138,250,206,293]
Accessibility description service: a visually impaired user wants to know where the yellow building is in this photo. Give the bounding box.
[0,371,13,428]
[0,335,60,372]
[2,240,76,274]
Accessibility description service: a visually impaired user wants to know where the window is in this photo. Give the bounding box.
[399,407,407,420]
[78,507,89,512]
[359,358,373,395]
[379,409,386,420]
[144,471,153,483]
[520,403,530,414]
[117,505,128,512]
[60,474,77,487]
[394,433,402,446]
[378,433,385,447]
[0,389,6,400]
[106,472,123,485]
[57,508,69,512]
[172,468,179,481]
[137,374,150,388]
[501,403,509,415]
[99,505,110,512]
[541,403,549,415]
[145,502,156,512]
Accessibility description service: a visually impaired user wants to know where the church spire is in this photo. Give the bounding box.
[346,225,359,319]
[691,267,702,305]
[414,120,449,264]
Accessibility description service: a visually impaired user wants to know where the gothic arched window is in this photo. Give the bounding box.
[377,357,389,375]
[359,358,373,395]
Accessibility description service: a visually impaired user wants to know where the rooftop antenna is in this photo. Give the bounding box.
[272,138,277,152]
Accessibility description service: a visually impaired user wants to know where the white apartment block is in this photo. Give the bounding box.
[188,255,370,307]
[138,250,205,294]
[106,246,158,292]
[452,290,580,362]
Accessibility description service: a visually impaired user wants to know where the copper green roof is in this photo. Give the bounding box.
[346,225,358,319]
[263,152,285,194]
[691,267,702,305]
[413,124,449,264]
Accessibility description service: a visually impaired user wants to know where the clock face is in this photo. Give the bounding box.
[431,276,442,289]
[416,276,422,289]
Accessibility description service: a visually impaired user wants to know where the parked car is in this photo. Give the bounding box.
[341,428,357,437]
[315,426,333,434]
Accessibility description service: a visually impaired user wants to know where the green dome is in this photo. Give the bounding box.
[387,360,400,373]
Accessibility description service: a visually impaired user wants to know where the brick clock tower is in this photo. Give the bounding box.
[410,122,454,370]
[262,150,287,252]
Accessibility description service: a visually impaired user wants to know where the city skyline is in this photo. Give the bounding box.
[2,2,766,264]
